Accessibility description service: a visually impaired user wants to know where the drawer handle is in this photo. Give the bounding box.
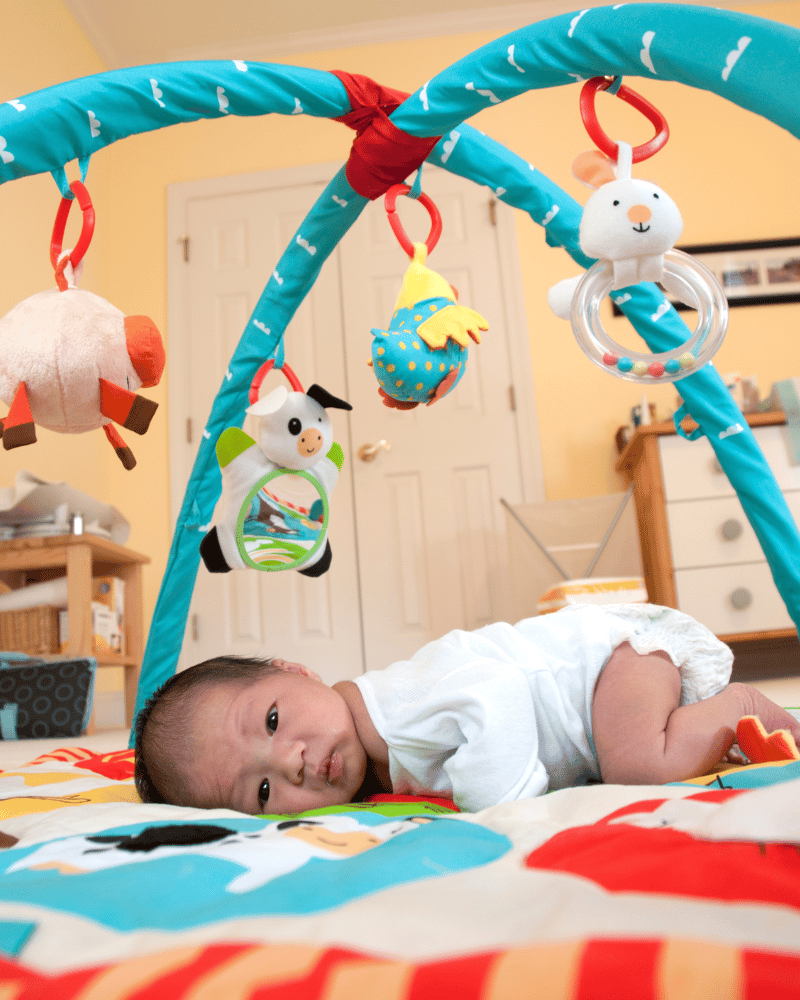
[730,587,752,610]
[721,518,743,541]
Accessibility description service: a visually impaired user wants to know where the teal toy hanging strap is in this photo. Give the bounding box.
[673,403,706,442]
[50,155,91,199]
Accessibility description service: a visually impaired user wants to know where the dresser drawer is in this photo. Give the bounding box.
[674,562,795,635]
[667,490,800,569]
[659,424,800,501]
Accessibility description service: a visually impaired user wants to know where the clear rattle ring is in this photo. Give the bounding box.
[570,249,729,384]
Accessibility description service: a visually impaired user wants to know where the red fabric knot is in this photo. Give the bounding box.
[332,70,442,200]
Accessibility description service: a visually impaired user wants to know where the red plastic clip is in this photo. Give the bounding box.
[580,77,669,164]
[249,359,304,405]
[50,180,95,273]
[384,183,442,258]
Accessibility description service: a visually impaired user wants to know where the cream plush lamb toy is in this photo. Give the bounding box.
[548,141,684,319]
[0,255,165,470]
[200,383,352,577]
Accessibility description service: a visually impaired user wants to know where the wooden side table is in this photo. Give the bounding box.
[0,535,149,731]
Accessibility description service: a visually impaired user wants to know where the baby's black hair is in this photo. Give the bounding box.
[134,654,281,805]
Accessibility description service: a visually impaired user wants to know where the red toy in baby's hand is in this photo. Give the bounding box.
[0,182,165,470]
[736,715,800,764]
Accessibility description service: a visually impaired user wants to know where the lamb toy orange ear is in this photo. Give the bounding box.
[0,182,165,470]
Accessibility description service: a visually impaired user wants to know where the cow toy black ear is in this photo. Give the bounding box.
[306,384,353,411]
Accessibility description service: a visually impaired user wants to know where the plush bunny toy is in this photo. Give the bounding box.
[200,383,352,577]
[548,141,684,319]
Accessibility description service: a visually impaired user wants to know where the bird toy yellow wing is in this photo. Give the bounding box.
[370,184,488,409]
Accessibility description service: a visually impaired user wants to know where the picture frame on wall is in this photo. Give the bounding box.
[612,236,800,314]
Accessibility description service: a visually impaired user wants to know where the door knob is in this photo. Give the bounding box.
[358,439,391,462]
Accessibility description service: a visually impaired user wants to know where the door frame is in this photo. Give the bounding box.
[166,160,545,529]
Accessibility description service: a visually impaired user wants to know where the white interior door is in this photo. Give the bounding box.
[339,166,534,666]
[168,163,543,684]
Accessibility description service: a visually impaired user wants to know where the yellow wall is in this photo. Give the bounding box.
[1,1,799,634]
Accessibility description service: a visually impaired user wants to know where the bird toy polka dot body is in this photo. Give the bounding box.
[548,78,728,384]
[370,184,488,408]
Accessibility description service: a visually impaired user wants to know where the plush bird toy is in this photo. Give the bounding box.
[371,242,487,409]
[371,184,488,409]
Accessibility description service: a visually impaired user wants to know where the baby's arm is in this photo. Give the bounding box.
[591,641,800,784]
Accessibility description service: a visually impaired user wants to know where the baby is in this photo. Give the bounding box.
[134,603,800,815]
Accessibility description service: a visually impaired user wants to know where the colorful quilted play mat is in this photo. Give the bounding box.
[1,745,799,998]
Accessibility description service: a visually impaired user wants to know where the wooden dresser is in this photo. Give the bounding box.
[616,411,800,643]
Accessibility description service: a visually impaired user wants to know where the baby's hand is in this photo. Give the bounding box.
[722,745,748,766]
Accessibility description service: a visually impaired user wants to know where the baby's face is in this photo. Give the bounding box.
[186,661,368,815]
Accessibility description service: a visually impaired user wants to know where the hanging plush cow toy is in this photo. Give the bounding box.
[200,381,352,577]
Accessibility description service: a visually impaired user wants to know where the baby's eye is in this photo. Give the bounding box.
[267,707,278,733]
[258,778,270,804]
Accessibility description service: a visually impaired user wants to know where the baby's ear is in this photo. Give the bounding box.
[272,658,323,683]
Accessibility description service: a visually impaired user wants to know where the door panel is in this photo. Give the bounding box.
[339,167,524,666]
[181,182,363,685]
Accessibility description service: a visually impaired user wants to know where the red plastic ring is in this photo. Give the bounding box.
[248,359,304,405]
[50,180,95,271]
[384,184,443,258]
[580,77,669,163]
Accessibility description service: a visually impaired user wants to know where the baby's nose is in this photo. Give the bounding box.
[283,741,305,785]
[628,204,652,224]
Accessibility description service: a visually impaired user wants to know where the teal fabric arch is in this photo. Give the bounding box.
[0,5,796,732]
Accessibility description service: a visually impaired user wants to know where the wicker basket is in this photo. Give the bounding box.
[0,605,61,655]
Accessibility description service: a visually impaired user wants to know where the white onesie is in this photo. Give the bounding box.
[352,603,733,812]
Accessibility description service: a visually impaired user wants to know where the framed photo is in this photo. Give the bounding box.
[612,237,800,314]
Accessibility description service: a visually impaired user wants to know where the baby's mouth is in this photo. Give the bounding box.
[321,752,343,785]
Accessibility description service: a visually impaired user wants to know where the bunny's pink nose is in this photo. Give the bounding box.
[628,204,652,224]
